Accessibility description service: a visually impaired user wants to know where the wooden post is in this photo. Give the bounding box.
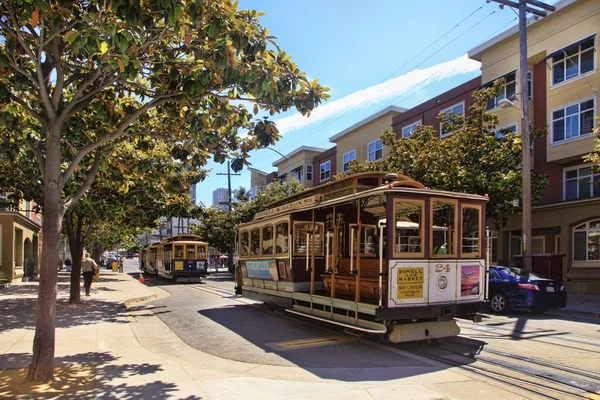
[355,200,361,305]
[331,205,337,301]
[310,209,316,296]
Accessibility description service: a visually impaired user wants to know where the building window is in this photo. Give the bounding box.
[573,220,600,262]
[368,140,383,162]
[486,71,516,110]
[440,102,465,137]
[402,121,421,138]
[291,166,303,183]
[564,165,600,200]
[343,150,356,172]
[493,124,517,139]
[320,160,331,182]
[306,165,312,181]
[552,35,595,85]
[552,98,595,143]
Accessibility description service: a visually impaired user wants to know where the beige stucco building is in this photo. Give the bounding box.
[0,197,42,283]
[328,106,406,179]
[272,146,327,189]
[469,0,600,293]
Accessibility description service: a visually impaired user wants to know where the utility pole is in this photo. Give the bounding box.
[265,147,291,197]
[488,0,555,270]
[217,160,241,273]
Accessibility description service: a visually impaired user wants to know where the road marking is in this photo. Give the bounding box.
[276,336,358,349]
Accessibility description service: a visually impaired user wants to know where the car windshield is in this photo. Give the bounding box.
[497,267,547,280]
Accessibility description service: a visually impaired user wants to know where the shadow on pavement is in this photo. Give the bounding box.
[197,303,483,381]
[0,297,132,332]
[0,352,202,400]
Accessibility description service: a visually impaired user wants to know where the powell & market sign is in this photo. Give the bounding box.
[254,194,322,220]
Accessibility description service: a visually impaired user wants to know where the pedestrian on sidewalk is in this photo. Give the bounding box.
[81,252,98,296]
[64,258,72,272]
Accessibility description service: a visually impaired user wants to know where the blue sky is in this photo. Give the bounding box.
[196,0,556,207]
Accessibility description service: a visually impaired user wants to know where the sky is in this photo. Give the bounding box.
[196,0,559,207]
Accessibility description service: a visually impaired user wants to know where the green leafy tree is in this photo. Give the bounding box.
[194,179,302,254]
[233,186,250,202]
[584,117,600,167]
[63,138,201,304]
[350,85,548,227]
[0,1,327,381]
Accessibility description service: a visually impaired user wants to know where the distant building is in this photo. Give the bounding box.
[212,188,229,211]
[248,168,269,199]
[271,146,328,189]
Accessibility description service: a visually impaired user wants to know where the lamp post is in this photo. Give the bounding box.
[265,147,291,197]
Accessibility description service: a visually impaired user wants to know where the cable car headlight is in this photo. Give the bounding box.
[437,275,448,290]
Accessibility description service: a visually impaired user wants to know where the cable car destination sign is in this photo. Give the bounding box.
[254,194,322,220]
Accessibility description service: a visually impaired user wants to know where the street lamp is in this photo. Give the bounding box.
[264,147,291,197]
[499,96,532,271]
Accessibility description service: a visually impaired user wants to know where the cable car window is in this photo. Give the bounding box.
[294,222,324,255]
[174,245,184,258]
[198,245,207,259]
[432,199,457,257]
[275,222,289,255]
[240,230,249,257]
[186,245,196,259]
[262,224,274,255]
[349,224,376,256]
[250,228,260,256]
[462,206,481,256]
[393,199,424,257]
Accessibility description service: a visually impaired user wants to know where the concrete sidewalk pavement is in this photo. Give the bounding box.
[0,271,596,399]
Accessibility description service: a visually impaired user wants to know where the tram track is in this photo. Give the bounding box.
[411,338,600,399]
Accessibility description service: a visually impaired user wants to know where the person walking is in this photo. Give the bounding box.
[81,252,97,296]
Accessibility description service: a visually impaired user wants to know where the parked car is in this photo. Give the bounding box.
[488,266,567,314]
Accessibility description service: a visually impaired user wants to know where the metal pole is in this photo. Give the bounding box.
[519,0,532,271]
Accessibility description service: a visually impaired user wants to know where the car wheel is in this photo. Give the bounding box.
[530,307,548,314]
[490,293,508,313]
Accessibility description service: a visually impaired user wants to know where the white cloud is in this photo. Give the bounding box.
[275,54,480,136]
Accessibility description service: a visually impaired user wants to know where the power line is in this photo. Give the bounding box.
[269,2,491,155]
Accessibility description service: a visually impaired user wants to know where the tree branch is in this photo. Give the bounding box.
[60,94,181,187]
[9,94,45,126]
[63,149,103,209]
[51,38,65,111]
[23,137,46,176]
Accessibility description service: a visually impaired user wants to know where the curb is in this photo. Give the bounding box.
[122,294,157,308]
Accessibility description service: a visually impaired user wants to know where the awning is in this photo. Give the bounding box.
[544,34,596,61]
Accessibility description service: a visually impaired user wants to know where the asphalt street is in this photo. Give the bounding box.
[122,258,600,398]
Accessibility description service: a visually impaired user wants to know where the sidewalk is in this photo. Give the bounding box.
[555,293,600,318]
[0,272,595,399]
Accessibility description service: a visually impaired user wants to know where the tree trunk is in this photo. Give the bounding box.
[27,181,62,382]
[65,210,85,304]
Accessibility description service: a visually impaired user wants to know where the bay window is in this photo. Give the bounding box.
[564,165,600,200]
[551,98,595,143]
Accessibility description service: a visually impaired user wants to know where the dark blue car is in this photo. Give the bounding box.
[489,266,567,314]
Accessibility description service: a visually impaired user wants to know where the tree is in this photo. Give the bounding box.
[0,1,327,381]
[63,138,202,304]
[349,85,547,227]
[584,117,600,167]
[194,179,302,252]
[233,186,250,202]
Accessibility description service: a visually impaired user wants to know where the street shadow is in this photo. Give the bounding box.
[197,303,482,381]
[0,297,132,332]
[0,352,202,400]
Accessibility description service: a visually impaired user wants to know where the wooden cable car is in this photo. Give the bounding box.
[236,172,489,343]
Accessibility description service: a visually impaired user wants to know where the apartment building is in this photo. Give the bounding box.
[272,146,327,189]
[248,167,269,199]
[0,194,42,283]
[469,0,600,294]
[212,188,229,211]
[326,105,407,182]
[391,77,481,138]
